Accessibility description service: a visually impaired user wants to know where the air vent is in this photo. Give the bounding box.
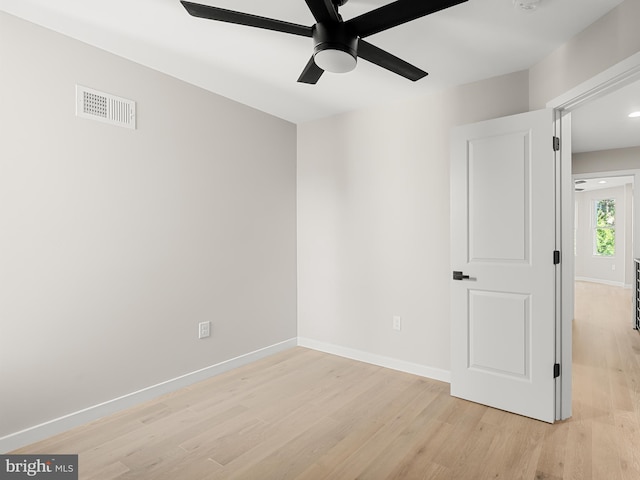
[76,85,136,129]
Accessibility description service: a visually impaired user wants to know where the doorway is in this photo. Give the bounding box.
[550,51,640,419]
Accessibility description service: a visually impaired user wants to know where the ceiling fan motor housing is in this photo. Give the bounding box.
[312,23,358,73]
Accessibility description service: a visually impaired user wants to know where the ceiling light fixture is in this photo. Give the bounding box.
[629,111,640,118]
[314,48,357,73]
[513,0,540,11]
[312,24,358,74]
[598,180,607,184]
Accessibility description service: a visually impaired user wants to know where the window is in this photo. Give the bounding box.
[593,199,615,256]
[574,200,578,256]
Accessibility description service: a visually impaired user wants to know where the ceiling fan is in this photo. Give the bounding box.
[180,0,468,84]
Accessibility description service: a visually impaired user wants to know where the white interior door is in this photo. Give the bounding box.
[450,108,557,423]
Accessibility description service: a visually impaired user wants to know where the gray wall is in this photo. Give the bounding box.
[297,71,530,372]
[573,147,639,287]
[573,146,640,174]
[0,12,297,439]
[574,186,629,285]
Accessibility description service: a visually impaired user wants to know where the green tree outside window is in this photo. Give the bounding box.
[594,199,615,256]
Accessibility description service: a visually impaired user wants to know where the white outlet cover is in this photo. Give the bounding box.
[199,321,211,339]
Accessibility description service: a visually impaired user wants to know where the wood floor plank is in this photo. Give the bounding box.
[563,422,593,480]
[613,409,640,480]
[336,394,451,479]
[116,446,223,480]
[85,461,130,480]
[293,381,443,479]
[535,421,569,479]
[382,419,457,480]
[12,281,640,479]
[478,415,545,480]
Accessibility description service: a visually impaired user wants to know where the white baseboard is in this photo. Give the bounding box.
[297,337,451,384]
[0,338,297,454]
[575,276,626,288]
[2,337,449,453]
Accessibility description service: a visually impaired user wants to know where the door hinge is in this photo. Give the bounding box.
[553,250,560,264]
[554,363,561,378]
[553,136,560,151]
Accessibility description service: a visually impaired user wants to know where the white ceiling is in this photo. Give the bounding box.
[0,0,626,124]
[572,79,640,153]
[574,175,634,192]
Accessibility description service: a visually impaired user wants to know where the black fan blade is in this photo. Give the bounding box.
[304,0,341,24]
[297,56,325,84]
[181,1,313,37]
[346,0,467,38]
[357,40,427,81]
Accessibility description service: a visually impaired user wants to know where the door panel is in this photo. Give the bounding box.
[469,132,529,263]
[450,108,556,423]
[469,290,529,378]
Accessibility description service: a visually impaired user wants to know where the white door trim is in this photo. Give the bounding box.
[547,50,640,420]
[548,51,640,112]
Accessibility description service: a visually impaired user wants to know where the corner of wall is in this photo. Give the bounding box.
[0,339,297,454]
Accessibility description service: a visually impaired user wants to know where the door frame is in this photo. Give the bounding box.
[548,51,640,420]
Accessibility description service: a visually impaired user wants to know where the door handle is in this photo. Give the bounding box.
[453,271,470,281]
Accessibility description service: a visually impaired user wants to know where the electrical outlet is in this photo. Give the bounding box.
[612,264,616,271]
[199,321,211,339]
[393,316,402,331]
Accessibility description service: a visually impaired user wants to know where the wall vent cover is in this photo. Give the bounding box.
[76,85,136,129]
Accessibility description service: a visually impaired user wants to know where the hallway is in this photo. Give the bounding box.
[570,281,639,478]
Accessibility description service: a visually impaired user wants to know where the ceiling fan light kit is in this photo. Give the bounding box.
[180,0,468,84]
[314,48,357,73]
[312,23,358,73]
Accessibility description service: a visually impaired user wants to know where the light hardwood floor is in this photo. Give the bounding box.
[13,282,640,479]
